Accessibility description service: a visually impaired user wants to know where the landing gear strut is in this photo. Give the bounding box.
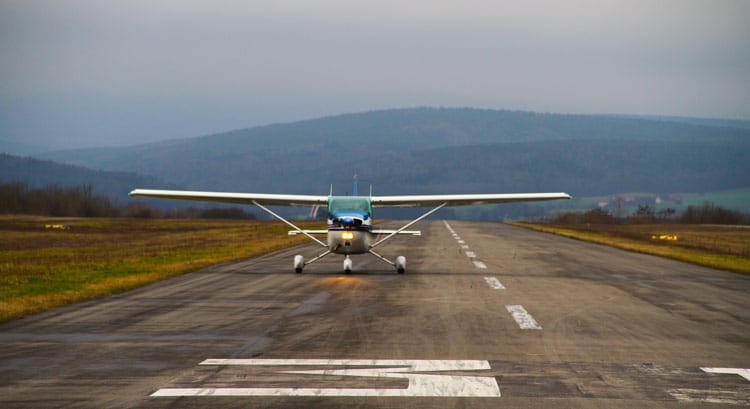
[343,256,353,274]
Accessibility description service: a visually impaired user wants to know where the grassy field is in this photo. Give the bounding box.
[511,222,750,274]
[0,216,322,322]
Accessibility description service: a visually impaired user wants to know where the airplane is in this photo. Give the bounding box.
[129,181,570,274]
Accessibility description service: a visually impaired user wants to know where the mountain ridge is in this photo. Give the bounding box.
[20,107,750,212]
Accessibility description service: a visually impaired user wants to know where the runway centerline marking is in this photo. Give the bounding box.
[484,277,505,289]
[506,305,542,330]
[443,220,487,270]
[152,359,501,398]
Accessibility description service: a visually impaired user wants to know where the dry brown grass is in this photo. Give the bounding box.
[0,216,321,322]
[512,222,750,274]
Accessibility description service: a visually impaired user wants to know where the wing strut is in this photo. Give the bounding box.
[369,202,448,250]
[251,200,327,248]
[367,248,395,266]
[304,250,332,265]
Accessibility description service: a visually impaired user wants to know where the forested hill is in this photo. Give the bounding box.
[0,154,171,202]
[32,108,750,200]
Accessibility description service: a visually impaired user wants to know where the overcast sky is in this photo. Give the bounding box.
[1,0,748,149]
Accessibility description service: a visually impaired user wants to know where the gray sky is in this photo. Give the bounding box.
[1,0,749,149]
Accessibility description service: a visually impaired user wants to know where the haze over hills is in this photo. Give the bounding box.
[32,108,749,199]
[0,154,173,205]
[0,107,744,218]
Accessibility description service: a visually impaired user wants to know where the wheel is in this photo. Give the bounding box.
[343,256,353,274]
[396,256,406,274]
[294,255,304,273]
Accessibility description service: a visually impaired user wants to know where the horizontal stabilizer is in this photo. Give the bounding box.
[372,230,421,236]
[287,230,421,236]
[288,230,328,235]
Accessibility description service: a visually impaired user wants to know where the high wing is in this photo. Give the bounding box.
[370,192,571,208]
[128,189,328,207]
[130,189,571,207]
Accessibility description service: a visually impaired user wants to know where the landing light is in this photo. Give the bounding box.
[342,231,354,240]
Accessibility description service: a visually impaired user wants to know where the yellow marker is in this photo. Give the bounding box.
[45,224,69,230]
[652,234,677,241]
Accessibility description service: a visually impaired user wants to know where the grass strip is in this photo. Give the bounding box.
[509,222,750,274]
[0,216,321,322]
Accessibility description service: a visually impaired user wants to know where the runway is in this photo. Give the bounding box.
[1,221,748,408]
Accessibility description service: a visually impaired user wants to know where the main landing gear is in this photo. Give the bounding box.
[293,254,405,274]
[396,256,406,274]
[278,201,449,275]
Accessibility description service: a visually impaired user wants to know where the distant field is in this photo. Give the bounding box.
[680,188,750,211]
[512,222,750,274]
[0,216,321,322]
[543,188,750,214]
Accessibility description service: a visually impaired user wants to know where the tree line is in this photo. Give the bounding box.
[546,203,749,225]
[0,183,256,219]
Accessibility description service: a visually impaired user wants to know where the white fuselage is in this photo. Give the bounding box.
[327,229,372,254]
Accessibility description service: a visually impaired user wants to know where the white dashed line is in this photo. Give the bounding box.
[505,305,542,330]
[444,221,487,270]
[483,277,505,289]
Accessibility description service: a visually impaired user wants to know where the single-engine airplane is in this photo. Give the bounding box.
[129,182,570,274]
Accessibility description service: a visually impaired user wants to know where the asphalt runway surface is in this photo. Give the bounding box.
[1,221,748,408]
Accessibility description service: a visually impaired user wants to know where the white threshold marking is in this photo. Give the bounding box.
[505,305,542,330]
[473,261,487,269]
[152,359,501,397]
[483,277,505,289]
[669,368,750,404]
[457,240,465,244]
[461,245,470,249]
[701,367,750,381]
[668,388,745,405]
[465,251,476,258]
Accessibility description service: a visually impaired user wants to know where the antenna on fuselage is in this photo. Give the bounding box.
[353,173,359,196]
[329,184,333,196]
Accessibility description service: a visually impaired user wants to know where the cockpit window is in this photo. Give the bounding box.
[328,197,372,214]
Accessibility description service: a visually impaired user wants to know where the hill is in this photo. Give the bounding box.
[31,108,750,215]
[0,154,172,204]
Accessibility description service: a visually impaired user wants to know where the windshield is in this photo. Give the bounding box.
[328,197,372,214]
